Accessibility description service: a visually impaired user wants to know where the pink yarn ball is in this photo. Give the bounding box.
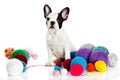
[24,48,38,60]
[70,64,84,76]
[30,53,38,60]
[53,70,60,77]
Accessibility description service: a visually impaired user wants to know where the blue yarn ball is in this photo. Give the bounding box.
[70,51,76,59]
[93,46,109,54]
[70,56,87,70]
[22,67,27,73]
[21,61,27,73]
[54,66,61,71]
[22,61,27,67]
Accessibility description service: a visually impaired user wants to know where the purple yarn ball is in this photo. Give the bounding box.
[89,51,108,64]
[75,48,92,62]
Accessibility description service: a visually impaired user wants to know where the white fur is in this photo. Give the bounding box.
[46,13,59,32]
[46,28,75,65]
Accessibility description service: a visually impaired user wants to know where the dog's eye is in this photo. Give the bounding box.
[46,18,50,21]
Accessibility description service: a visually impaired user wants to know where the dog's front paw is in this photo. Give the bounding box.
[46,61,55,66]
[65,56,70,60]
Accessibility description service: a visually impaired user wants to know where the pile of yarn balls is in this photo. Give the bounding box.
[5,48,30,76]
[53,43,118,76]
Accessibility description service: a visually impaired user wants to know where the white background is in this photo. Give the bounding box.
[0,0,120,80]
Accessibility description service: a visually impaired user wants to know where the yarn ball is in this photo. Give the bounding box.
[93,46,109,54]
[75,48,92,62]
[80,43,95,50]
[21,61,27,73]
[11,49,30,60]
[108,53,118,67]
[4,48,14,59]
[87,63,95,72]
[70,64,84,76]
[89,51,108,64]
[54,66,61,71]
[22,61,26,67]
[95,60,107,72]
[70,51,76,59]
[63,59,71,71]
[55,61,62,67]
[70,56,87,70]
[24,48,38,60]
[30,53,38,60]
[53,70,60,77]
[22,67,27,73]
[14,54,28,64]
[6,59,23,76]
[61,68,68,75]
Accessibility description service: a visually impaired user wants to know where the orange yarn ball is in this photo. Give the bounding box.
[87,63,95,72]
[4,48,14,59]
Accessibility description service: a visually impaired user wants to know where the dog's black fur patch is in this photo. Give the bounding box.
[44,4,52,18]
[57,13,64,29]
[57,7,70,29]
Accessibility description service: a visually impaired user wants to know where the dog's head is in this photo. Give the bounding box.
[43,4,70,32]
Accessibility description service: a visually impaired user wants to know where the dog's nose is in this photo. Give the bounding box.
[51,21,55,25]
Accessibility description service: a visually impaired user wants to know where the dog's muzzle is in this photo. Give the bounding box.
[50,26,54,29]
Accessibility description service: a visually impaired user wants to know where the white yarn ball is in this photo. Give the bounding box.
[61,68,68,75]
[6,59,23,76]
[108,53,118,67]
[80,43,95,50]
[8,75,23,80]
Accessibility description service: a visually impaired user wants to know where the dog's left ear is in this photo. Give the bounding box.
[59,7,70,20]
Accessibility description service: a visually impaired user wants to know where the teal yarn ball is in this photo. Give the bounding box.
[54,66,61,71]
[70,56,87,70]
[93,46,109,54]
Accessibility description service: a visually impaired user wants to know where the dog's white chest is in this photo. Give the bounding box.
[47,32,65,57]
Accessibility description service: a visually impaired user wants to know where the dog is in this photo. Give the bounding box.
[43,4,76,65]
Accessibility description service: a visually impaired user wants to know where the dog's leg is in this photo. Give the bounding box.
[46,46,56,66]
[65,48,70,59]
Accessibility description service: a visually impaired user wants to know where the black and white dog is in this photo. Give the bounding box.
[43,4,75,65]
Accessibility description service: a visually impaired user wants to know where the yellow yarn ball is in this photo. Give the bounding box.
[95,60,107,72]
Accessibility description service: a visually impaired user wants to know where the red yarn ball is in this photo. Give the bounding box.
[14,54,28,64]
[87,63,95,72]
[55,61,62,67]
[63,59,71,71]
[70,64,84,76]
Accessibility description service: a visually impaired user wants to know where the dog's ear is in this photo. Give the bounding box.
[59,7,70,20]
[43,4,52,18]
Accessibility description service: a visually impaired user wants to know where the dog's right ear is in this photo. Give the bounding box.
[43,4,52,18]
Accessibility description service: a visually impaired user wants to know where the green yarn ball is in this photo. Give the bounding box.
[11,49,30,60]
